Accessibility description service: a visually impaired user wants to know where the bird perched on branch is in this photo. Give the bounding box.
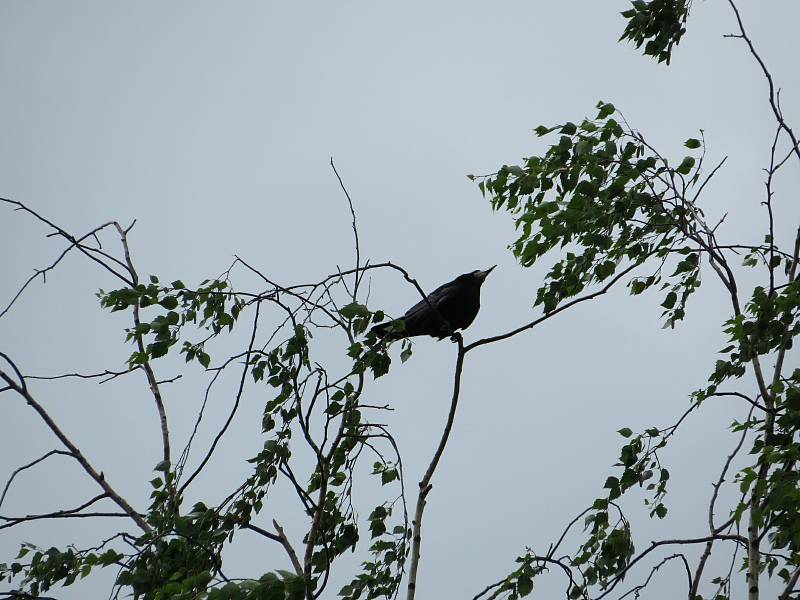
[371,266,496,341]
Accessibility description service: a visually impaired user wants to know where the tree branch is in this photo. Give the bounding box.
[0,353,149,533]
[0,494,135,530]
[725,0,800,166]
[0,450,74,511]
[406,334,465,600]
[465,262,641,352]
[113,223,171,469]
[179,301,261,493]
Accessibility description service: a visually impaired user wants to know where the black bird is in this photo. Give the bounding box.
[371,266,496,341]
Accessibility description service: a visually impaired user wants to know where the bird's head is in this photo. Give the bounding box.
[460,265,496,285]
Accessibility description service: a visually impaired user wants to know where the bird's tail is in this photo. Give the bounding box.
[370,321,405,342]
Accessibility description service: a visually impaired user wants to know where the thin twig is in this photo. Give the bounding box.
[724,0,800,166]
[330,158,362,300]
[0,450,74,510]
[179,301,261,493]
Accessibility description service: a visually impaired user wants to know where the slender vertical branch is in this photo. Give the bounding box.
[113,223,171,468]
[746,497,760,600]
[771,226,800,390]
[406,335,465,600]
[691,406,752,598]
[330,159,362,300]
[764,123,780,297]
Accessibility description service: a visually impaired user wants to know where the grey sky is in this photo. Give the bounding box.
[1,1,799,598]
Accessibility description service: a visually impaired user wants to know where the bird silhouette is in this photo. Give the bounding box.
[371,266,495,341]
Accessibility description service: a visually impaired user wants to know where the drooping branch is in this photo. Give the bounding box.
[594,535,747,600]
[0,450,74,511]
[618,554,692,600]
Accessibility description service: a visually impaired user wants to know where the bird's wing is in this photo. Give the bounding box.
[400,281,457,321]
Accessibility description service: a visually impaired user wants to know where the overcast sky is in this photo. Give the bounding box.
[1,2,799,599]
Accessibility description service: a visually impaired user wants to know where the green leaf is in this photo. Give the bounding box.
[661,291,677,309]
[518,575,534,596]
[400,346,412,363]
[597,102,616,119]
[560,122,577,135]
[339,302,370,320]
[618,427,633,438]
[676,156,696,175]
[684,138,701,149]
[159,296,179,310]
[149,342,169,359]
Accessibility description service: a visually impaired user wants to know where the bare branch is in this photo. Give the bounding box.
[179,301,262,493]
[244,521,303,578]
[330,158,362,300]
[710,391,772,414]
[618,554,692,600]
[724,0,800,166]
[0,353,149,532]
[0,494,135,530]
[274,520,304,578]
[0,450,74,511]
[595,535,746,600]
[465,261,641,352]
[0,198,135,303]
[407,334,465,600]
[24,368,136,384]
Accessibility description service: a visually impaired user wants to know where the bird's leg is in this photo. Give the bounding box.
[449,331,462,343]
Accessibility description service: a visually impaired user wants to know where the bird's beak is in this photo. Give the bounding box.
[478,265,497,280]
